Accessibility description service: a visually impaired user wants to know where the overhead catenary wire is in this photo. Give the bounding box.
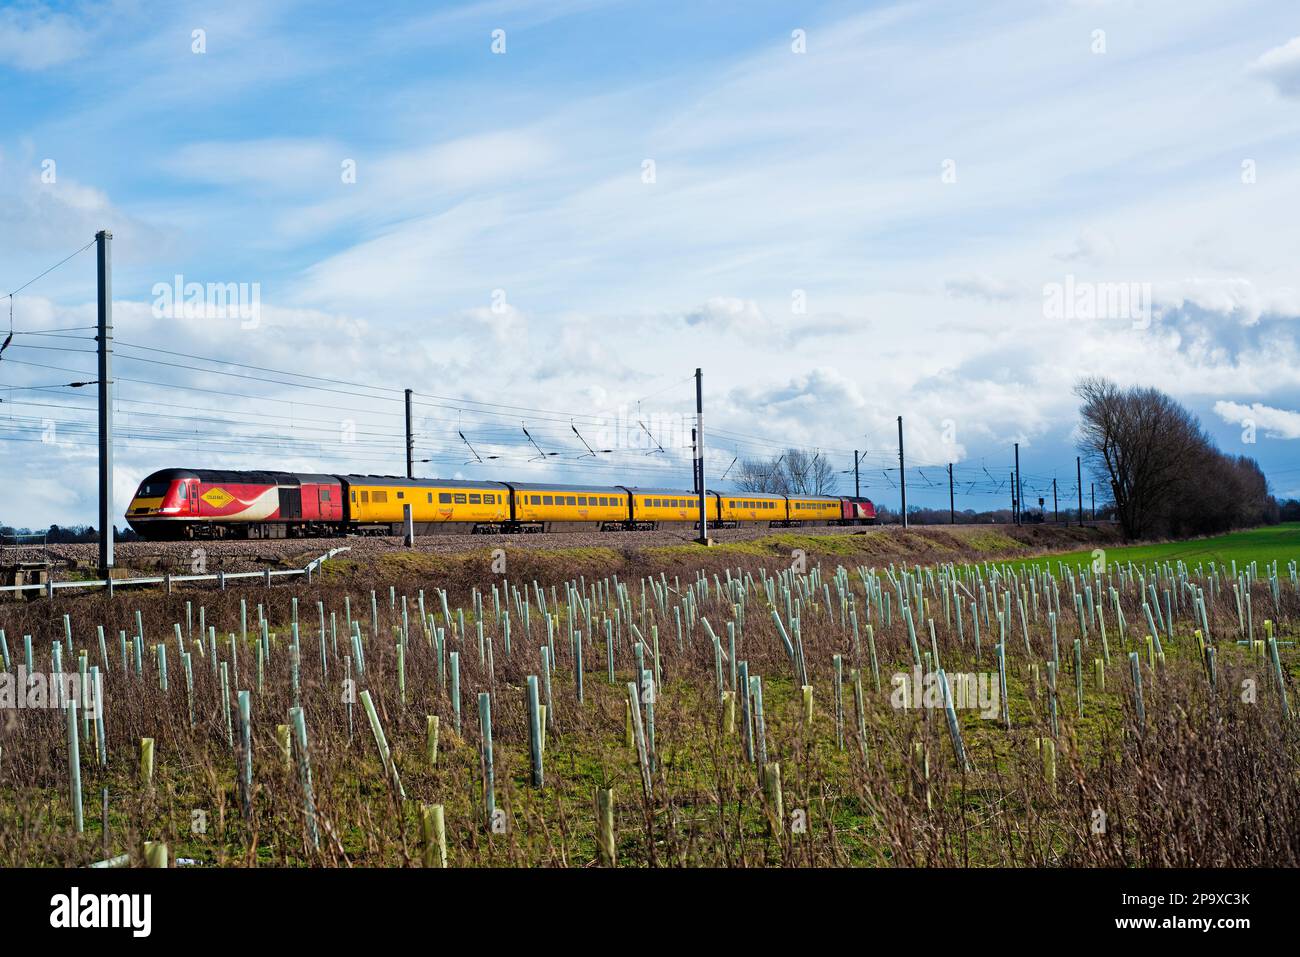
[0,276,1145,503]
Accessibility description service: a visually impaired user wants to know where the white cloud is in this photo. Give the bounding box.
[1054,229,1118,266]
[1213,400,1300,439]
[945,275,1023,303]
[683,297,767,333]
[1154,279,1300,326]
[1248,36,1300,98]
[0,5,89,70]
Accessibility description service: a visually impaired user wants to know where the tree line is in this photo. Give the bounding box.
[1075,376,1282,540]
[0,524,139,545]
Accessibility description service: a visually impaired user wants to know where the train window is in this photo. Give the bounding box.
[469,494,481,504]
[728,500,735,508]
[543,495,553,505]
[484,493,495,504]
[531,495,540,504]
[375,491,389,503]
[578,496,587,506]
[360,491,369,503]
[566,496,577,505]
[597,496,606,506]
[351,491,357,502]
[321,489,331,501]
[454,493,467,504]
[439,493,452,504]
[397,491,404,499]
[428,494,433,503]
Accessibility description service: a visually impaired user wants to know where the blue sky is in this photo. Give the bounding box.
[2,0,1299,528]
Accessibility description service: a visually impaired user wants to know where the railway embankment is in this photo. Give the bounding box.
[38,522,1121,594]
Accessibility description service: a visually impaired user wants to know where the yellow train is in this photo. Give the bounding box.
[126,469,875,538]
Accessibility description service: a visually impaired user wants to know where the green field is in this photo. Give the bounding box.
[1003,523,1300,572]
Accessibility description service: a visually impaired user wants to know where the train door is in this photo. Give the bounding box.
[279,486,302,520]
[318,486,339,521]
[189,481,200,515]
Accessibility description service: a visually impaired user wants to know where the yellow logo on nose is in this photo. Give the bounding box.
[201,487,235,508]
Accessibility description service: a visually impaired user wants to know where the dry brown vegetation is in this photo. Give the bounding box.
[1,530,1296,868]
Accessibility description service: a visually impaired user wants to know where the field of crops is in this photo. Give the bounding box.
[1,531,1297,868]
[1002,524,1300,573]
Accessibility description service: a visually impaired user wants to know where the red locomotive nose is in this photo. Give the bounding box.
[160,480,190,514]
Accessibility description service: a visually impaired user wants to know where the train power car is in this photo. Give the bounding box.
[126,468,877,539]
[125,469,344,539]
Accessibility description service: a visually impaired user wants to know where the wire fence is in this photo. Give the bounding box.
[0,547,350,598]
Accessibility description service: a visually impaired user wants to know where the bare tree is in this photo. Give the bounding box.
[734,456,783,492]
[1074,376,1266,539]
[731,449,836,495]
